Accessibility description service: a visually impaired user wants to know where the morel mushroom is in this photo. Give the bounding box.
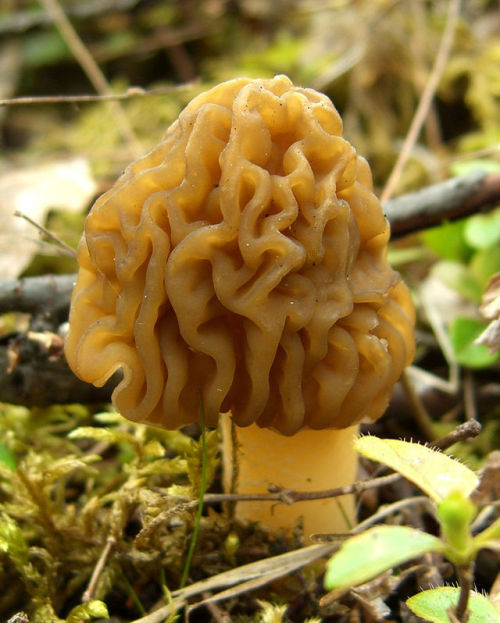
[65,75,415,537]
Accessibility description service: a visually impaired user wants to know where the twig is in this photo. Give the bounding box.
[139,416,482,533]
[161,473,402,514]
[0,333,119,406]
[0,82,198,107]
[385,171,500,238]
[429,419,481,450]
[14,210,77,259]
[201,593,231,623]
[381,0,462,202]
[463,370,478,421]
[38,0,142,156]
[0,274,74,316]
[311,495,431,542]
[400,369,437,441]
[82,536,116,602]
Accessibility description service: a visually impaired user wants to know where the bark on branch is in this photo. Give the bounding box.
[385,170,500,238]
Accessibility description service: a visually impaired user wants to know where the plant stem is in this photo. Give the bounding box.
[380,0,462,202]
[179,396,208,589]
[455,562,474,622]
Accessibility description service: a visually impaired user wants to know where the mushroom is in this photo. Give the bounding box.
[65,75,415,538]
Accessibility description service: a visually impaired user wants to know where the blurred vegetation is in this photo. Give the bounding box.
[1,0,500,621]
[1,0,499,185]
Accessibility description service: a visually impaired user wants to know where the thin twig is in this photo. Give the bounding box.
[82,536,116,602]
[140,416,482,533]
[429,419,481,450]
[201,593,232,623]
[0,82,198,107]
[462,370,478,421]
[400,369,437,441]
[14,210,77,259]
[160,418,481,509]
[38,0,142,156]
[311,495,431,542]
[163,473,403,513]
[381,0,462,202]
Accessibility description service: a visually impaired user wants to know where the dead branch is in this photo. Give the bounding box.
[0,274,74,324]
[386,170,500,238]
[380,0,462,203]
[0,330,117,406]
[0,82,197,107]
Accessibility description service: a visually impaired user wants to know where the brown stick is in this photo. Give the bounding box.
[385,170,500,238]
[0,82,197,107]
[381,0,462,203]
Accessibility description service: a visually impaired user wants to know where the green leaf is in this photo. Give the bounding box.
[450,317,500,369]
[406,587,500,623]
[437,492,476,563]
[470,246,500,288]
[450,159,500,177]
[464,211,500,250]
[0,442,16,471]
[22,31,69,67]
[421,220,472,263]
[355,437,479,503]
[431,260,483,302]
[66,600,109,623]
[324,525,443,590]
[474,517,500,553]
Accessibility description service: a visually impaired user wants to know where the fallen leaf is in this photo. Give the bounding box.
[0,159,95,279]
[476,272,500,354]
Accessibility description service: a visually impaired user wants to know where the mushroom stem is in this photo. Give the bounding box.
[221,416,358,540]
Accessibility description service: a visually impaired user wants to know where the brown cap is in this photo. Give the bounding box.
[65,75,415,435]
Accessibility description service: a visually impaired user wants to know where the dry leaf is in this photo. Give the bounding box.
[480,273,500,320]
[0,158,96,279]
[131,544,336,623]
[476,272,500,353]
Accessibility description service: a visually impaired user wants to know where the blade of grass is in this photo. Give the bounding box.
[120,569,146,616]
[179,395,208,589]
[38,0,142,156]
[380,0,462,203]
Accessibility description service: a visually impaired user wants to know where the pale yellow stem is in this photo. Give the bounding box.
[221,417,358,540]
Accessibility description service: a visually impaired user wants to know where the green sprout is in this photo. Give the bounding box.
[324,437,500,623]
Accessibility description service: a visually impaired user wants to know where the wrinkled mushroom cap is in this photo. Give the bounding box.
[65,75,415,435]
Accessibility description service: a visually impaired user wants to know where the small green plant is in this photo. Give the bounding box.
[421,161,500,370]
[324,437,500,623]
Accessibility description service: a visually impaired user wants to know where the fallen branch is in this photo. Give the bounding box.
[0,330,117,406]
[385,170,500,238]
[0,274,74,326]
